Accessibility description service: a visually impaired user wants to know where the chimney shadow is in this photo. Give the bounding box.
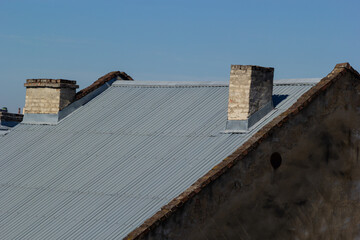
[272,95,289,108]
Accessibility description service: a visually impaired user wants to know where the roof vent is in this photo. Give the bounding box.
[225,65,274,132]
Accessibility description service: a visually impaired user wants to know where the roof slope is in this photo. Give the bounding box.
[126,63,360,239]
[0,78,317,239]
[0,126,10,136]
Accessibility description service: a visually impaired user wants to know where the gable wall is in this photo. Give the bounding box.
[136,68,360,239]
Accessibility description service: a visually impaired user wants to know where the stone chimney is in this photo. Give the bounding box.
[225,65,274,132]
[24,79,79,115]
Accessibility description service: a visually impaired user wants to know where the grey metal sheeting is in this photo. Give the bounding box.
[0,80,317,239]
[0,125,10,136]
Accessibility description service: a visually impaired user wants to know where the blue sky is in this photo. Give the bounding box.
[1,0,359,112]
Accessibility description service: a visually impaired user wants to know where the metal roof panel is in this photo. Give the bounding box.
[0,80,315,239]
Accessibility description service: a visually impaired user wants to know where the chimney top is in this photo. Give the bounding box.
[25,79,79,89]
[231,65,274,72]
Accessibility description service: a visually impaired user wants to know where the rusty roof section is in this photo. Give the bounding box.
[125,62,360,240]
[75,71,133,101]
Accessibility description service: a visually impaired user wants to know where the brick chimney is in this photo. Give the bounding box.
[24,79,79,114]
[225,65,274,132]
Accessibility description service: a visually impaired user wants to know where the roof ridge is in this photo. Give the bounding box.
[113,80,320,88]
[273,83,317,86]
[75,71,133,101]
[112,80,229,88]
[125,62,360,240]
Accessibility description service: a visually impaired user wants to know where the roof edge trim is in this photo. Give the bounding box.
[125,62,360,240]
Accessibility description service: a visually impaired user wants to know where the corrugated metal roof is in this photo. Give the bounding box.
[0,125,10,136]
[0,80,315,239]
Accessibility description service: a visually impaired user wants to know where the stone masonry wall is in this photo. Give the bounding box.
[24,87,61,114]
[138,68,360,239]
[59,88,76,110]
[228,65,273,120]
[228,65,252,120]
[249,67,274,115]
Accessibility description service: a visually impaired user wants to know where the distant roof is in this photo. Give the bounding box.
[0,77,318,239]
[0,112,23,131]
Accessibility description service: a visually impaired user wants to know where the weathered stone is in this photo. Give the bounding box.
[228,65,274,120]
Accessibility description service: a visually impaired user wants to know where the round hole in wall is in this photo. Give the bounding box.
[270,152,282,170]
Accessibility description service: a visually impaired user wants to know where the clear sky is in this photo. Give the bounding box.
[1,0,359,112]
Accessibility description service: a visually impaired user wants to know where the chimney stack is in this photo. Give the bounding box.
[225,65,274,132]
[24,79,79,115]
